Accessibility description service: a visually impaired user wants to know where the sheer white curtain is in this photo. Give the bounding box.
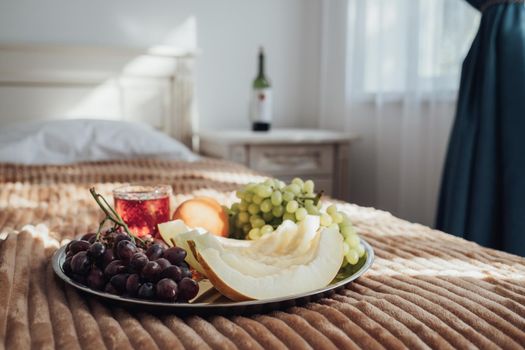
[320,0,479,225]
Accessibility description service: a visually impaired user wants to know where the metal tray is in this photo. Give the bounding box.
[52,239,374,315]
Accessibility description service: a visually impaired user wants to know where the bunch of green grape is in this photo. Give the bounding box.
[229,177,365,265]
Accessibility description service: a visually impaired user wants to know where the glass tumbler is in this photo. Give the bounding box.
[113,184,172,238]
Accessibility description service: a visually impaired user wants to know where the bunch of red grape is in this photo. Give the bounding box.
[62,231,199,302]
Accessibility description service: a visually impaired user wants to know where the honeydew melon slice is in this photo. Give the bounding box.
[191,224,344,300]
[159,220,251,275]
[189,216,322,269]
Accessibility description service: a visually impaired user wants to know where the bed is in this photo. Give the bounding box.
[0,45,524,350]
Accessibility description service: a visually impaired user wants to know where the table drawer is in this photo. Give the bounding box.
[248,145,334,176]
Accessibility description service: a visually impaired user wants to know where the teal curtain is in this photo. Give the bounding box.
[437,0,525,256]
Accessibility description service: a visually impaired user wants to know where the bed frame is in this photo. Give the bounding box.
[0,44,197,146]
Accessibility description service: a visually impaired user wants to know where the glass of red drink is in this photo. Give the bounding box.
[113,184,172,238]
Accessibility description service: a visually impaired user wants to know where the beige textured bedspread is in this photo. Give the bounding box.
[0,159,524,350]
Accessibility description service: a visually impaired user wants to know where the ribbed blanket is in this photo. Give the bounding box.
[0,159,524,349]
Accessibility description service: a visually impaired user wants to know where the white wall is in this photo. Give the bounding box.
[0,0,321,131]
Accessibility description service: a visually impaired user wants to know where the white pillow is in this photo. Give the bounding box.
[0,119,199,164]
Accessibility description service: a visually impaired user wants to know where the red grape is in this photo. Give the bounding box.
[130,253,148,271]
[163,247,187,265]
[180,266,192,279]
[62,257,72,275]
[141,261,162,282]
[71,273,87,284]
[125,274,141,296]
[155,258,171,270]
[156,278,178,301]
[110,273,130,292]
[146,244,164,260]
[69,240,91,255]
[113,233,131,247]
[87,267,105,290]
[116,240,136,262]
[104,260,125,278]
[105,282,118,295]
[160,265,182,282]
[178,277,199,301]
[88,242,106,259]
[100,249,115,268]
[71,251,91,275]
[138,282,155,299]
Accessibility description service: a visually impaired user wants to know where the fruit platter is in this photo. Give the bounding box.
[52,178,374,315]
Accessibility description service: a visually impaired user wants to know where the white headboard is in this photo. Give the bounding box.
[0,44,197,146]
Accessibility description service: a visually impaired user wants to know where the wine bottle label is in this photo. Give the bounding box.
[251,88,273,123]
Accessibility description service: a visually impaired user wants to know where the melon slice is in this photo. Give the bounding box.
[159,219,250,276]
[189,216,344,301]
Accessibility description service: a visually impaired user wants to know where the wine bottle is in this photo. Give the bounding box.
[250,47,272,131]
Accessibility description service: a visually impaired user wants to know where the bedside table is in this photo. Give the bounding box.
[197,129,356,200]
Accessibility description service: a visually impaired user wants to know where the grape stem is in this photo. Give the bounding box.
[89,187,144,245]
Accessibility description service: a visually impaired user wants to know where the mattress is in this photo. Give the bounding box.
[0,159,524,349]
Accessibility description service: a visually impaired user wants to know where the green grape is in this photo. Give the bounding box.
[244,192,253,203]
[331,212,343,224]
[250,215,261,225]
[304,200,319,215]
[255,185,273,198]
[272,205,284,217]
[283,212,295,221]
[320,213,333,226]
[283,191,295,202]
[261,225,273,235]
[345,233,360,248]
[340,213,352,226]
[260,199,272,213]
[248,228,261,240]
[248,203,260,214]
[287,184,301,195]
[345,250,359,265]
[264,179,275,187]
[239,201,248,211]
[295,207,307,221]
[253,195,263,204]
[238,211,249,223]
[340,224,354,238]
[306,205,320,215]
[253,218,265,228]
[242,224,251,234]
[286,200,299,213]
[291,177,304,187]
[263,211,274,222]
[271,191,283,205]
[303,179,314,193]
[343,242,350,255]
[277,181,286,189]
[357,243,365,257]
[231,202,240,213]
[326,204,338,215]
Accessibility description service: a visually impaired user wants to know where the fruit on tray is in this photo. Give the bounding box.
[172,197,229,237]
[228,177,365,266]
[183,215,344,301]
[63,232,198,302]
[159,220,250,277]
[61,188,199,302]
